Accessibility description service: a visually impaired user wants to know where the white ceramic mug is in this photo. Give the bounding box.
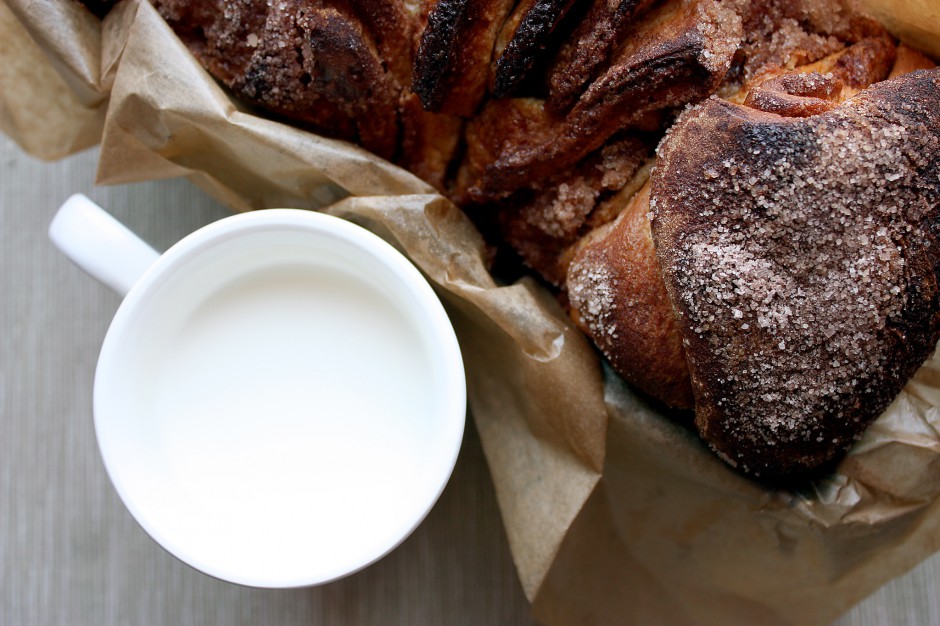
[49,194,466,588]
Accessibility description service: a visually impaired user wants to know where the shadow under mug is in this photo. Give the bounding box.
[49,194,466,588]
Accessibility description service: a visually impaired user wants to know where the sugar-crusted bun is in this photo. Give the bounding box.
[651,69,940,479]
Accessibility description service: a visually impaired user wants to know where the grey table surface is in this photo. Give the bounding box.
[2,133,939,625]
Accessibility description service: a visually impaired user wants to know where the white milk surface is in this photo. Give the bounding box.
[122,261,444,583]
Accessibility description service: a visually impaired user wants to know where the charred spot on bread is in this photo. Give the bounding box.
[491,0,578,98]
[413,0,516,116]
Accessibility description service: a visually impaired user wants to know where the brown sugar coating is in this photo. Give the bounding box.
[492,134,654,286]
[650,70,940,479]
[153,0,405,160]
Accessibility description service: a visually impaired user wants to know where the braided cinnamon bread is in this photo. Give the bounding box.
[78,0,940,481]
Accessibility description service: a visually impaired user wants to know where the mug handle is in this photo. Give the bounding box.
[49,194,161,298]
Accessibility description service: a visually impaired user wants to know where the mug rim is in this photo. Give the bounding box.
[93,208,466,588]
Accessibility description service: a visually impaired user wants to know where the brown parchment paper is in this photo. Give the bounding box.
[0,0,105,158]
[4,0,940,623]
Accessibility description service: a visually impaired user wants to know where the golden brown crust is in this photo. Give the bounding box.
[650,69,940,480]
[742,72,844,117]
[738,35,896,115]
[568,182,696,409]
[830,34,897,89]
